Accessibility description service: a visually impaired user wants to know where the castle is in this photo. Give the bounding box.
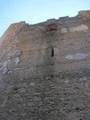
[0,10,90,120]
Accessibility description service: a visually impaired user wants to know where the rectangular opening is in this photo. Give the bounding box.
[51,47,54,57]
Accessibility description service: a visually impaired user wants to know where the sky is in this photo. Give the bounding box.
[0,0,90,36]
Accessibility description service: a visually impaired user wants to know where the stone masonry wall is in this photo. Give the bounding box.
[0,10,90,120]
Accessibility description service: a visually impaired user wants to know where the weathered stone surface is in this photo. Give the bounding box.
[69,24,88,32]
[79,10,90,18]
[0,10,90,120]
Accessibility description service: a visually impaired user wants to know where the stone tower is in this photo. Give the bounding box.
[0,11,90,120]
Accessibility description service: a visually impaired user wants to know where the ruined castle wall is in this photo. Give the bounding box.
[0,11,90,120]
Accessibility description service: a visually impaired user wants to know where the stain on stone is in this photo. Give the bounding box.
[15,57,20,65]
[65,53,88,60]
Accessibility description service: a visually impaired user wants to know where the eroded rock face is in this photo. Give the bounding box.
[0,10,90,120]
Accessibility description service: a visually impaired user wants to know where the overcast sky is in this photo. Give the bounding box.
[0,0,90,36]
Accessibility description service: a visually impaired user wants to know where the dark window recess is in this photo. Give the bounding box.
[46,23,57,32]
[51,48,54,57]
